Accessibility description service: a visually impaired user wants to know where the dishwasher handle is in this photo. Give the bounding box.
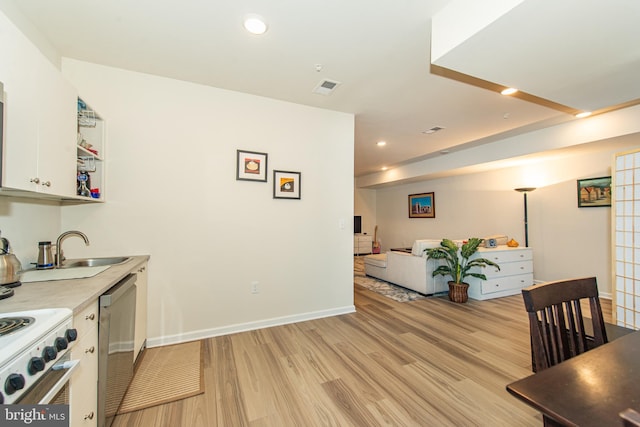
[100,273,137,307]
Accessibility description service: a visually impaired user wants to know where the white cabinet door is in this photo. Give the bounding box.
[35,57,77,196]
[0,12,39,189]
[133,262,148,363]
[69,301,99,427]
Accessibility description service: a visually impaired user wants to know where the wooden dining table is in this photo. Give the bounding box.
[507,330,640,426]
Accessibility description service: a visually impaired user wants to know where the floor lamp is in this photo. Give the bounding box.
[514,187,536,247]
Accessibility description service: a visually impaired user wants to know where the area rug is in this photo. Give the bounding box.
[354,256,427,302]
[117,340,204,414]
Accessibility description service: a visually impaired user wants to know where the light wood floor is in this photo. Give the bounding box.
[113,274,613,426]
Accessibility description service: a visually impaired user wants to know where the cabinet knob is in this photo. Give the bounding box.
[84,412,94,420]
[41,181,51,187]
[138,267,146,273]
[86,313,95,321]
[30,177,40,184]
[85,346,95,354]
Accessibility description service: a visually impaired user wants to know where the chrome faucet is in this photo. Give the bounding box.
[55,230,90,268]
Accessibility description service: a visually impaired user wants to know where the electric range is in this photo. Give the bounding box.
[0,308,77,404]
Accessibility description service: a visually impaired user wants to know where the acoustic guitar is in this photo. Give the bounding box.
[372,225,381,254]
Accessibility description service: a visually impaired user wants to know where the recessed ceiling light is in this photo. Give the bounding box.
[381,166,388,171]
[576,111,592,118]
[377,141,386,146]
[243,14,268,35]
[501,87,518,95]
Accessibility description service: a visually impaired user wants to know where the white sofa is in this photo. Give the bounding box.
[363,239,448,295]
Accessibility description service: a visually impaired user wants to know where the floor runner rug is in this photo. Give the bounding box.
[117,340,204,414]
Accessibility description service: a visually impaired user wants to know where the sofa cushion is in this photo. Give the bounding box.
[411,239,442,256]
[364,253,387,268]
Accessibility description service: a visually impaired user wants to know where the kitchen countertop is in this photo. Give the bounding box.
[0,255,149,315]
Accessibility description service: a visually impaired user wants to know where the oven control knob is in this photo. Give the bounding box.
[28,356,46,375]
[43,345,58,362]
[55,336,68,351]
[65,328,78,342]
[5,373,25,395]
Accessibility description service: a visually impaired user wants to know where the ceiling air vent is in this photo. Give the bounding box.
[422,126,445,135]
[313,79,341,95]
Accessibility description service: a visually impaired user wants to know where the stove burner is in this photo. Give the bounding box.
[0,286,14,301]
[0,316,35,336]
[3,281,21,288]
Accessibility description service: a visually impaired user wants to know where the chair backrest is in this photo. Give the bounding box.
[620,408,640,427]
[521,277,608,372]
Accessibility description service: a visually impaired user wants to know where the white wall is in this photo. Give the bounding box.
[354,188,376,236]
[59,59,355,346]
[368,137,640,297]
[0,196,60,264]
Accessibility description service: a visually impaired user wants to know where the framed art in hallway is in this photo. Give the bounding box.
[409,192,435,218]
[236,149,268,182]
[273,170,301,199]
[577,176,611,207]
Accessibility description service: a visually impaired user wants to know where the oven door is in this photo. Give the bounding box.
[16,353,80,405]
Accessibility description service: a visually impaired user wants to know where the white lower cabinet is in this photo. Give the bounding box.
[69,301,99,426]
[133,262,148,363]
[467,246,533,300]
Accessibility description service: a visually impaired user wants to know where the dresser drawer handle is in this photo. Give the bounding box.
[85,412,94,420]
[85,346,95,354]
[86,313,95,321]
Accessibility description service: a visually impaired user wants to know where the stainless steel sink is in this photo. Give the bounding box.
[61,256,131,268]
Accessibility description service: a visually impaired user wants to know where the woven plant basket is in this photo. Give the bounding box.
[448,281,469,303]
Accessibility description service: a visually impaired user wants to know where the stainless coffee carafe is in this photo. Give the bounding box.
[37,241,55,270]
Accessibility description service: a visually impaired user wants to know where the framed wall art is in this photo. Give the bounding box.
[273,170,301,199]
[408,192,435,218]
[577,176,611,207]
[236,150,268,182]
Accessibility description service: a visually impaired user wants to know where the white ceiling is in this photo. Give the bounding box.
[4,0,639,177]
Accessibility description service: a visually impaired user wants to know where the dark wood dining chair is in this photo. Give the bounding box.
[521,277,608,372]
[620,408,640,427]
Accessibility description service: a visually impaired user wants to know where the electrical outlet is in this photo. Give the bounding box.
[251,281,259,294]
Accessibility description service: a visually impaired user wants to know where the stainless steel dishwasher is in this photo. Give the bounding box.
[98,273,137,427]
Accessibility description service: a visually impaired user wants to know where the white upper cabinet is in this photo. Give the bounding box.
[0,11,85,200]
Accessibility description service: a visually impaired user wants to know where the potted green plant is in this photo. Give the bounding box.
[425,238,500,303]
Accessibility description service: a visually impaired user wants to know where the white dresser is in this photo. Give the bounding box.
[467,246,533,300]
[354,234,373,255]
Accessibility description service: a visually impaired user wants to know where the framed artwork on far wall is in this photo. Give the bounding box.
[236,149,268,182]
[408,192,435,218]
[273,170,301,199]
[577,176,611,207]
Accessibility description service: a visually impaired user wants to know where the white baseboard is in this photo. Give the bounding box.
[146,305,356,348]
